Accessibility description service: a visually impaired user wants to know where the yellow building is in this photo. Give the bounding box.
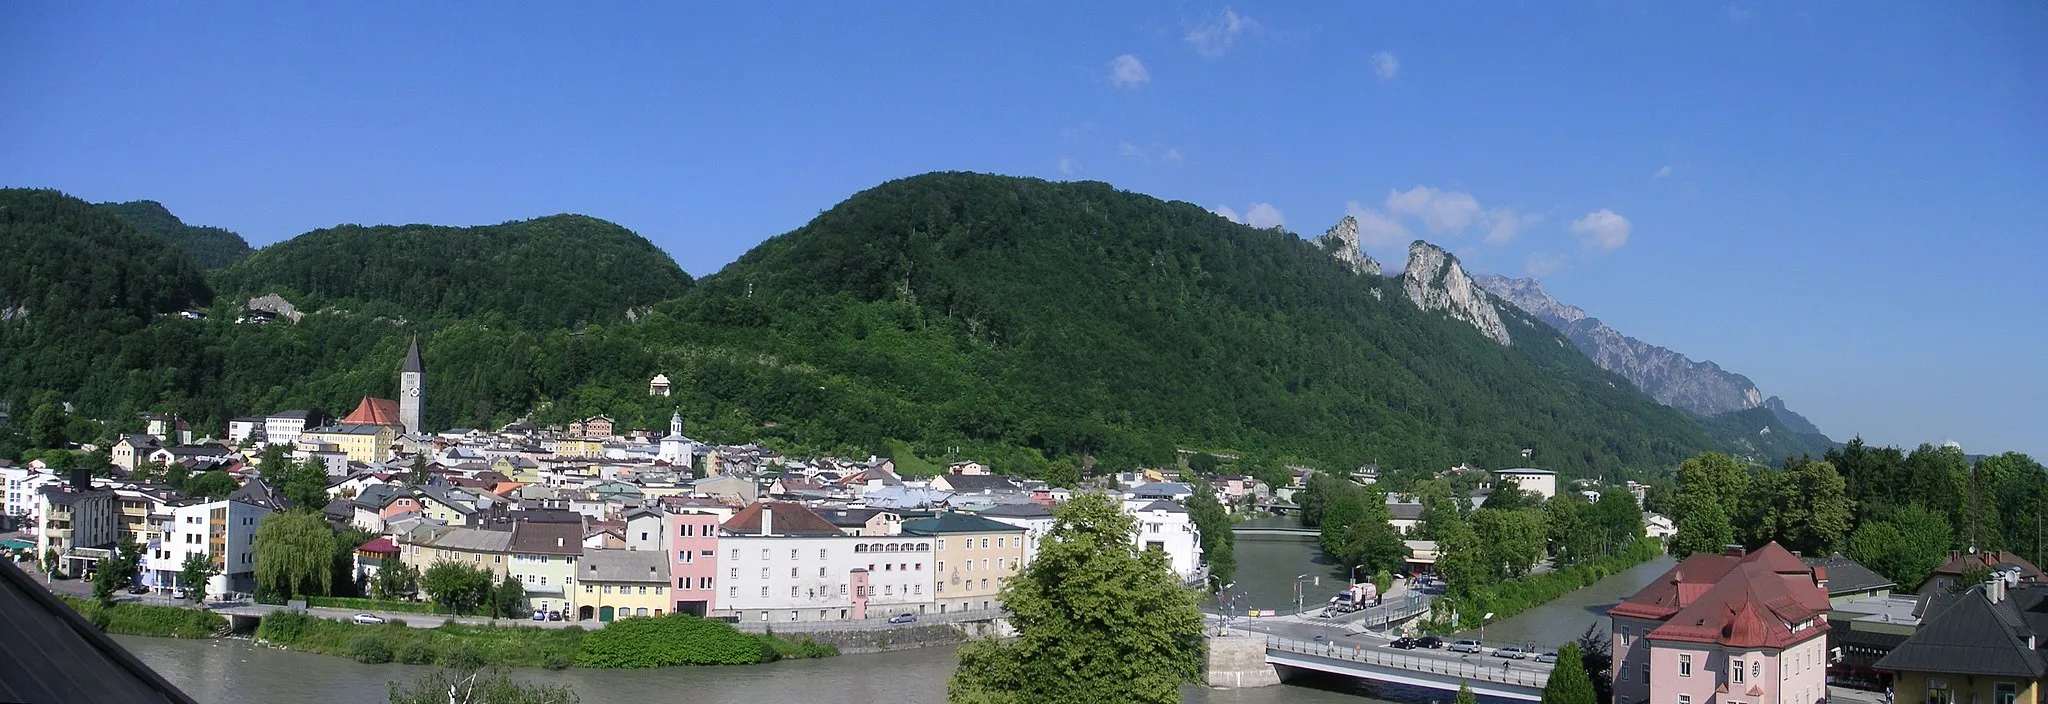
[574,550,671,622]
[905,513,1026,614]
[301,423,397,463]
[1877,582,2042,704]
[553,439,603,458]
[400,526,513,581]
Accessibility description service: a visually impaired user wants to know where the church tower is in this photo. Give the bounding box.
[399,335,425,436]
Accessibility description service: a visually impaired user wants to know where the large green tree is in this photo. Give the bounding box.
[1847,504,1953,589]
[947,492,1204,704]
[1542,642,1597,704]
[180,553,219,601]
[421,561,495,615]
[1670,452,1750,557]
[1737,459,1854,555]
[1186,485,1236,590]
[254,511,337,599]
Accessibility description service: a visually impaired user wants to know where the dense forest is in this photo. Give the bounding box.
[1,174,1761,481]
[1699,405,1837,464]
[96,200,253,270]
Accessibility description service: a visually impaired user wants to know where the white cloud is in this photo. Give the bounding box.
[1058,156,1077,175]
[1108,54,1150,89]
[1570,209,1632,250]
[1526,252,1567,276]
[1118,141,1146,159]
[1481,209,1541,246]
[1652,165,1673,179]
[1244,202,1285,229]
[1161,147,1185,165]
[1371,51,1400,82]
[1185,8,1257,59]
[1211,205,1242,223]
[1343,201,1415,249]
[1385,186,1481,234]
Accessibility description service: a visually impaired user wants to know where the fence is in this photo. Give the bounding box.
[731,607,1007,633]
[1266,635,1549,688]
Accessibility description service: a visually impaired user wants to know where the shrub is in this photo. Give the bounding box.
[438,643,484,670]
[62,597,228,639]
[387,618,408,629]
[575,615,777,667]
[396,640,435,665]
[258,610,313,642]
[349,634,393,664]
[542,654,571,670]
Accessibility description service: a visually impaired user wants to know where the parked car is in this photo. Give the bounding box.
[888,612,917,624]
[1535,651,1559,664]
[351,613,386,625]
[1494,646,1531,660]
[1415,636,1444,649]
[532,609,547,621]
[1389,637,1420,650]
[546,610,562,621]
[1447,639,1485,653]
[127,584,150,595]
[171,588,189,600]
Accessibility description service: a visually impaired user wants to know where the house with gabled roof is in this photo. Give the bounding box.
[1877,580,2046,704]
[1608,542,1833,704]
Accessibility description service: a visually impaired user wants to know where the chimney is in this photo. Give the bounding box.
[1725,544,1746,557]
[761,504,774,536]
[1988,577,2007,604]
[70,466,91,493]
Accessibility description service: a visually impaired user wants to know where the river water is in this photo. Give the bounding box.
[116,536,1676,703]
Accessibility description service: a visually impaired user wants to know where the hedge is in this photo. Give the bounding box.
[576,615,781,667]
[63,597,227,639]
[257,611,581,668]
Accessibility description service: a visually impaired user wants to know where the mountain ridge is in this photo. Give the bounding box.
[96,200,253,270]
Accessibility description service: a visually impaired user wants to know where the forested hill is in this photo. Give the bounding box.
[676,172,1717,478]
[213,215,694,329]
[96,200,253,269]
[0,189,211,326]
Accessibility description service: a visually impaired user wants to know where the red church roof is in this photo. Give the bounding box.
[342,397,403,427]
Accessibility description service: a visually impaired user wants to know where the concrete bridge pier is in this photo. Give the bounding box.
[1204,635,1280,688]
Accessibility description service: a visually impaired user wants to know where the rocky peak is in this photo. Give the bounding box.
[1401,241,1511,346]
[1469,274,1586,325]
[1315,216,1383,276]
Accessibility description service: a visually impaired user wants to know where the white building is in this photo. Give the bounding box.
[264,410,324,448]
[1,464,57,526]
[1123,499,1203,584]
[1492,468,1557,500]
[657,413,699,468]
[144,499,269,597]
[226,418,265,447]
[979,503,1055,566]
[713,502,936,623]
[37,484,118,576]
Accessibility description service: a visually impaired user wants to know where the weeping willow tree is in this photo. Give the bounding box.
[254,511,338,599]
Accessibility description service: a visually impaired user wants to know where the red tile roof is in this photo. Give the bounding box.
[1610,542,1831,649]
[722,501,844,536]
[342,397,404,427]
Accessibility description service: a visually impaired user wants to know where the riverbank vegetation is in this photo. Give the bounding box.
[1428,537,1662,633]
[949,493,1205,704]
[1669,444,2045,590]
[63,596,227,639]
[255,610,833,670]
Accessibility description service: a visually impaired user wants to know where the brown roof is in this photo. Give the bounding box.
[1610,542,1831,649]
[510,518,585,555]
[341,397,404,427]
[722,501,844,536]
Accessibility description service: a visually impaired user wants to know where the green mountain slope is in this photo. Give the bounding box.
[213,215,694,329]
[96,200,253,269]
[1702,406,1838,465]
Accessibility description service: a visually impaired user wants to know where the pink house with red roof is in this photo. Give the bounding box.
[1609,542,1833,704]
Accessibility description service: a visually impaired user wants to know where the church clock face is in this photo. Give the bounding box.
[406,386,420,397]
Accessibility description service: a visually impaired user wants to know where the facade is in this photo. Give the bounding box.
[1876,581,2044,704]
[226,418,264,446]
[979,503,1055,566]
[509,518,585,615]
[264,410,326,448]
[300,424,397,463]
[713,502,935,623]
[1493,468,1558,500]
[37,485,117,575]
[1608,543,1832,704]
[648,374,672,397]
[402,526,514,582]
[144,499,268,597]
[1125,499,1203,583]
[905,513,1026,615]
[575,550,671,621]
[623,508,663,552]
[111,436,161,472]
[2,465,58,526]
[399,336,425,437]
[665,509,722,617]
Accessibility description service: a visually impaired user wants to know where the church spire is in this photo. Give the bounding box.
[402,335,425,374]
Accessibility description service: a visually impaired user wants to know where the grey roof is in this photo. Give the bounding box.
[1803,553,1896,596]
[977,503,1054,519]
[1388,502,1426,521]
[903,512,1027,536]
[402,335,424,374]
[815,507,886,528]
[414,526,514,553]
[1132,499,1189,514]
[941,474,1025,493]
[38,487,111,506]
[1127,482,1193,498]
[418,485,479,515]
[0,559,196,704]
[1876,584,2045,679]
[579,550,670,583]
[229,477,288,511]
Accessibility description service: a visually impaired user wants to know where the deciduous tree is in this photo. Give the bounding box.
[255,511,337,599]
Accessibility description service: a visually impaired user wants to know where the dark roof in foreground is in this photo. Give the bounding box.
[903,512,1027,536]
[1876,583,2045,679]
[0,559,197,704]
[1802,553,1896,595]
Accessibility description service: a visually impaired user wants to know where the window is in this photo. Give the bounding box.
[603,585,613,594]
[730,567,739,579]
[679,551,693,564]
[761,549,770,559]
[1620,658,1629,681]
[981,578,988,591]
[884,585,892,595]
[700,577,712,589]
[981,538,989,549]
[585,584,594,593]
[916,563,923,571]
[1732,659,1745,684]
[1640,664,1648,683]
[938,561,946,572]
[1752,662,1760,680]
[1927,679,1951,704]
[818,567,826,577]
[966,580,975,592]
[760,586,769,597]
[1678,697,1691,704]
[1993,683,2016,704]
[937,538,947,550]
[760,568,769,579]
[638,586,648,595]
[540,576,548,586]
[790,549,798,560]
[914,584,922,594]
[1678,654,1692,677]
[729,586,737,598]
[981,559,988,571]
[791,586,798,597]
[839,584,846,595]
[790,567,798,578]
[997,537,1005,548]
[819,549,827,560]
[730,549,739,560]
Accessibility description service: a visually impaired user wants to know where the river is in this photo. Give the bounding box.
[1458,555,1678,648]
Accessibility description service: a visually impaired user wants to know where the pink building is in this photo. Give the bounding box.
[665,509,722,617]
[1609,542,1832,704]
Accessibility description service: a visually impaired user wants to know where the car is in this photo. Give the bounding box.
[546,610,562,621]
[1494,646,1531,660]
[1389,637,1419,649]
[1415,636,1444,649]
[532,609,547,621]
[1535,651,1559,664]
[887,613,917,624]
[171,588,189,600]
[1447,639,1485,653]
[351,613,386,625]
[127,584,150,595]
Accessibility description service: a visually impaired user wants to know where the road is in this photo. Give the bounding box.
[1209,581,1559,679]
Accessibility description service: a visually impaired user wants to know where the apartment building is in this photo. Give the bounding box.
[713,502,935,623]
[143,499,268,597]
[905,513,1026,615]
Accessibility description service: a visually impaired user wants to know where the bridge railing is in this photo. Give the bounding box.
[1266,636,1548,688]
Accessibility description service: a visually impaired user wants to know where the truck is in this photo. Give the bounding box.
[1326,582,1380,613]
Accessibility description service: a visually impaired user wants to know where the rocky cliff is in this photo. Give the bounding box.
[1402,241,1511,346]
[1474,273,1774,418]
[1315,216,1382,276]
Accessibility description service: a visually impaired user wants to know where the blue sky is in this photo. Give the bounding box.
[3,3,2043,457]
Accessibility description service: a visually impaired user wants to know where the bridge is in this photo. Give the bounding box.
[1264,636,1550,701]
[1231,525,1318,537]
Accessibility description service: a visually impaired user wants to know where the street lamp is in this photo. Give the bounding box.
[1294,574,1310,614]
[1219,581,1236,635]
[1481,612,1495,645]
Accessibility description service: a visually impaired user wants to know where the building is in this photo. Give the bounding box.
[110,436,162,472]
[143,499,268,598]
[905,513,1026,615]
[1607,542,1832,704]
[1125,499,1203,584]
[509,516,585,616]
[1876,581,2045,704]
[575,550,671,621]
[402,526,514,582]
[264,409,328,448]
[979,503,1054,566]
[225,418,264,446]
[2,464,58,528]
[623,507,664,551]
[1919,550,2043,595]
[37,476,118,577]
[340,396,404,428]
[399,335,425,437]
[665,508,723,617]
[714,502,935,623]
[569,416,615,439]
[1802,553,1896,605]
[648,374,672,397]
[815,507,900,536]
[1492,468,1557,500]
[300,423,397,463]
